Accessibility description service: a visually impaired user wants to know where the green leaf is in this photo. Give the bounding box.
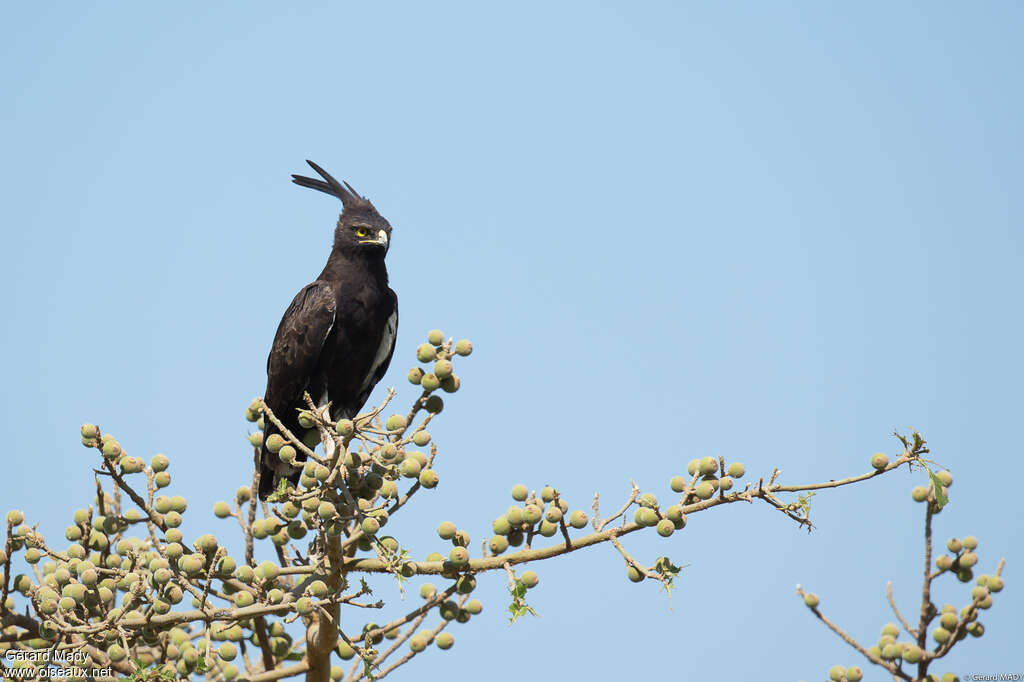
[507,602,537,623]
[266,478,289,503]
[927,470,948,509]
[918,460,949,509]
[796,491,816,517]
[507,578,539,623]
[653,556,685,603]
[361,653,379,681]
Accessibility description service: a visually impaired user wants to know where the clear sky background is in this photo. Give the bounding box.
[2,3,1021,680]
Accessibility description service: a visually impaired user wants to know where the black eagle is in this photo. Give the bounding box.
[258,161,398,499]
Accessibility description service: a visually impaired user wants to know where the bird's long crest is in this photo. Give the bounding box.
[291,160,368,209]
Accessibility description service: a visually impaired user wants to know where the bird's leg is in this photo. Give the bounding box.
[308,398,350,488]
[317,404,336,462]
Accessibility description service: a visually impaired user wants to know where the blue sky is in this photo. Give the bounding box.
[2,3,1021,679]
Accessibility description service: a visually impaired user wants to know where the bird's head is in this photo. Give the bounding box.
[292,160,392,256]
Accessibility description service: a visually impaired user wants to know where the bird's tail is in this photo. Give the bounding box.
[257,425,279,500]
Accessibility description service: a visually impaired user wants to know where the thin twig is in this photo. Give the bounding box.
[886,581,916,638]
[795,585,907,680]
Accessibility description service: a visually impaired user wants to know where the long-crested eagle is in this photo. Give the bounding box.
[259,161,398,499]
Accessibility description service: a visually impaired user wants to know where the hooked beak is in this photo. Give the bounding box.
[359,229,389,249]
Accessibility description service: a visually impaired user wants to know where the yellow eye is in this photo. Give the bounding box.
[356,228,368,238]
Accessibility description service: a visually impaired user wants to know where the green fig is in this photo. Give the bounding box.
[448,547,469,566]
[726,462,745,478]
[416,343,437,362]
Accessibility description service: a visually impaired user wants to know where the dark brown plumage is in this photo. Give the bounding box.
[259,161,398,499]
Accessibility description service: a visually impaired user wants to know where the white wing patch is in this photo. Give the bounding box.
[316,313,334,409]
[361,310,397,396]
